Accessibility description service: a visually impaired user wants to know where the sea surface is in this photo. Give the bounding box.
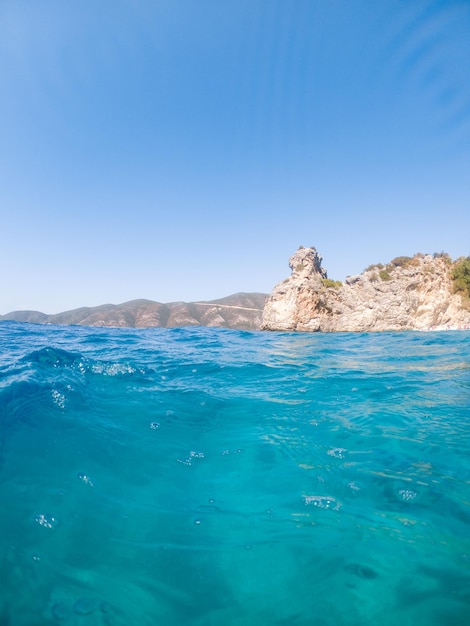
[1,322,470,626]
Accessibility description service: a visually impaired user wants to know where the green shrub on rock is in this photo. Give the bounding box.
[390,256,412,268]
[379,269,392,281]
[453,257,470,299]
[322,278,342,289]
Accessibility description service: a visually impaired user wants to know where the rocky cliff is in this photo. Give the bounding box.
[1,293,266,331]
[262,247,470,332]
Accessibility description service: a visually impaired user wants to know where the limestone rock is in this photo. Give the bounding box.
[262,247,470,332]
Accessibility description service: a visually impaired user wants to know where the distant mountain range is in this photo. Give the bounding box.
[0,293,267,331]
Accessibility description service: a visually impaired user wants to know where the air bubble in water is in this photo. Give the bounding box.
[178,450,205,465]
[177,458,192,466]
[303,495,341,511]
[348,481,361,492]
[34,514,58,529]
[51,389,66,409]
[327,448,346,459]
[397,489,418,502]
[189,451,204,459]
[77,473,94,487]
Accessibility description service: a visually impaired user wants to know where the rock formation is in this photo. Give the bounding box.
[262,247,470,332]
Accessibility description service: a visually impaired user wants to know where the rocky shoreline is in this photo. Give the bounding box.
[262,247,470,332]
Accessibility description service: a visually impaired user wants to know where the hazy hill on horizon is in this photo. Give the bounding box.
[0,293,267,331]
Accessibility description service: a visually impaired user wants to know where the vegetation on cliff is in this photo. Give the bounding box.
[367,251,470,303]
[452,257,470,303]
[321,278,342,289]
[364,252,455,284]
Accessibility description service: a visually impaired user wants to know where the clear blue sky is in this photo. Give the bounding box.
[1,0,469,313]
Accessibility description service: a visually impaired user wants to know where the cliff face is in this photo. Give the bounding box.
[262,247,470,332]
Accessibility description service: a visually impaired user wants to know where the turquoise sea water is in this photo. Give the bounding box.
[1,322,470,625]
